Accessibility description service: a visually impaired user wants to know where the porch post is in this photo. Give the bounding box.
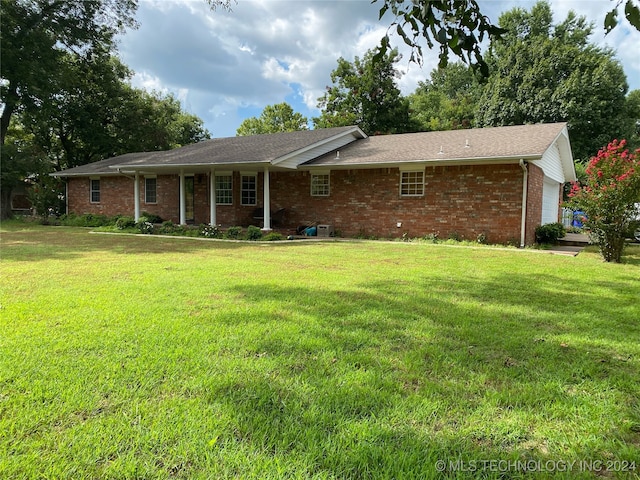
[263,166,271,231]
[134,172,140,222]
[209,170,216,226]
[179,169,186,225]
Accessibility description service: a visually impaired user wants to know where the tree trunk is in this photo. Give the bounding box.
[0,83,18,146]
[0,186,14,220]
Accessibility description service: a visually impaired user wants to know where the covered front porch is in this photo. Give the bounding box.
[128,166,278,230]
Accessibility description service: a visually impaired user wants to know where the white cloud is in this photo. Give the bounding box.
[117,0,640,138]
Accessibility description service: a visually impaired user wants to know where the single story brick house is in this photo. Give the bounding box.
[52,122,576,245]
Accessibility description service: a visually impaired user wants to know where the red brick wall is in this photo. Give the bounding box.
[525,164,544,246]
[67,165,532,244]
[68,175,181,220]
[68,176,133,216]
[270,165,525,243]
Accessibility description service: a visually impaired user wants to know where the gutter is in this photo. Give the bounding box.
[519,159,528,248]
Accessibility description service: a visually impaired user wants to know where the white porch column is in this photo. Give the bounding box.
[134,172,140,222]
[263,166,271,231]
[209,170,217,226]
[179,169,186,225]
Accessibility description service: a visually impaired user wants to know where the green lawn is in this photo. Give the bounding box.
[1,223,639,479]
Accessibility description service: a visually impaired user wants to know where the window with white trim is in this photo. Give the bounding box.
[145,177,157,204]
[400,170,424,196]
[241,174,257,206]
[90,178,100,203]
[311,173,330,196]
[215,174,233,205]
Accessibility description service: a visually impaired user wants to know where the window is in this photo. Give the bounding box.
[215,174,233,205]
[241,174,257,206]
[90,178,100,203]
[400,170,424,196]
[145,177,157,204]
[311,173,330,196]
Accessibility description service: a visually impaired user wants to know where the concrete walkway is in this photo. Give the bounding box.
[548,233,590,256]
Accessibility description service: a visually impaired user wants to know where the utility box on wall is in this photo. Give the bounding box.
[317,224,335,237]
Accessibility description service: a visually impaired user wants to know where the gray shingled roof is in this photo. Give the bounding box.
[306,123,568,167]
[53,126,361,176]
[53,123,569,177]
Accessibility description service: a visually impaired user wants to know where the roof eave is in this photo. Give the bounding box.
[303,154,542,170]
[271,126,367,166]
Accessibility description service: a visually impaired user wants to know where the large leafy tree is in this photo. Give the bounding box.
[314,48,412,135]
[476,1,634,161]
[22,52,210,170]
[236,103,308,136]
[373,0,639,74]
[408,63,481,131]
[0,0,138,145]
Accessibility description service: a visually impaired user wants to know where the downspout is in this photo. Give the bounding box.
[519,159,528,248]
[65,180,69,216]
[134,172,140,222]
[116,168,139,221]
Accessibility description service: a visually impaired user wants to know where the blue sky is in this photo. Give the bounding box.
[117,0,640,138]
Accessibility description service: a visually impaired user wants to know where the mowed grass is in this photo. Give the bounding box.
[1,222,639,479]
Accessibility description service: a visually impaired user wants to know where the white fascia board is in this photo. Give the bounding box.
[111,161,270,174]
[272,127,367,168]
[302,155,540,170]
[557,127,577,182]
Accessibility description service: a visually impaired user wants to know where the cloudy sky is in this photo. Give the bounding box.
[116,0,640,138]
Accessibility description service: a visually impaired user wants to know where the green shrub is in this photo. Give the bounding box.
[59,213,111,227]
[115,216,136,230]
[535,222,566,244]
[422,232,439,244]
[141,212,162,223]
[476,232,488,244]
[448,231,462,242]
[263,232,284,241]
[625,219,640,240]
[246,225,263,241]
[199,224,221,238]
[136,219,155,234]
[225,226,242,239]
[156,221,188,235]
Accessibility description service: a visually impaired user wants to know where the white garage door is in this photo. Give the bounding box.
[541,177,560,225]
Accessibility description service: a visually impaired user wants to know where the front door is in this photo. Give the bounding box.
[185,176,195,223]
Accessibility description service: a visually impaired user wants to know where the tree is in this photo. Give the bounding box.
[373,0,504,75]
[476,1,634,161]
[20,51,210,172]
[314,48,412,135]
[0,121,47,219]
[236,103,308,136]
[0,0,138,145]
[566,139,640,263]
[625,89,640,150]
[408,63,481,131]
[373,0,639,74]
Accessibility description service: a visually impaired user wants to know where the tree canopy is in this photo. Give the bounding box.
[236,103,308,136]
[373,0,639,74]
[408,63,480,131]
[314,49,412,135]
[0,0,139,145]
[0,1,212,219]
[475,1,634,161]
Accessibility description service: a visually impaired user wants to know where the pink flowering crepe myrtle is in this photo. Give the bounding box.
[566,139,640,262]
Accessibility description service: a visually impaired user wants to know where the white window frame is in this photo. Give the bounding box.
[399,169,425,197]
[90,177,100,203]
[311,171,330,197]
[240,172,257,206]
[144,176,157,204]
[215,172,233,205]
